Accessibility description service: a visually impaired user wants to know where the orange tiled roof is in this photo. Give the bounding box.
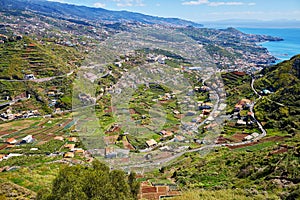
[6,138,17,144]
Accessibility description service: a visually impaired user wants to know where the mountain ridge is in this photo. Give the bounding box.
[0,0,203,27]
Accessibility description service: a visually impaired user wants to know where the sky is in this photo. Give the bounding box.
[47,0,300,22]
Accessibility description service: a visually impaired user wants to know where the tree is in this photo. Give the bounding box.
[38,160,139,200]
[128,172,140,200]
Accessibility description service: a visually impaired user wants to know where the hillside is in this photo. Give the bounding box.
[148,57,300,199]
[162,141,299,199]
[254,55,300,134]
[0,1,298,200]
[0,35,81,80]
[0,34,82,114]
[0,0,202,28]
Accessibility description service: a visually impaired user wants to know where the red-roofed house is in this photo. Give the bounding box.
[6,138,17,145]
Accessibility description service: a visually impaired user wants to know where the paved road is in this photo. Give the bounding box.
[0,70,74,83]
[250,77,267,139]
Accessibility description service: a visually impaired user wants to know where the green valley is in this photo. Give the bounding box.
[0,0,299,200]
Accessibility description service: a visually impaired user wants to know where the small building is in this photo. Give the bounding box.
[163,132,173,139]
[207,116,215,121]
[160,130,173,137]
[239,99,252,106]
[67,137,78,142]
[20,135,34,144]
[262,89,272,95]
[24,74,35,80]
[200,86,210,92]
[194,86,201,92]
[243,135,253,141]
[233,71,246,76]
[47,91,55,96]
[146,139,157,148]
[203,102,214,107]
[64,152,74,158]
[186,111,196,116]
[173,110,180,115]
[73,148,85,154]
[202,109,211,115]
[199,105,211,110]
[235,99,252,111]
[237,119,247,126]
[54,136,64,141]
[174,135,185,142]
[6,138,17,145]
[159,146,171,151]
[114,61,122,67]
[234,104,243,112]
[251,132,260,138]
[65,144,75,150]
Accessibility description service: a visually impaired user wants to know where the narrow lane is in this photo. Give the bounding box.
[250,77,267,139]
[119,76,269,169]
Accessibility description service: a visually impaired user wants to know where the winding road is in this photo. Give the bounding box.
[119,76,268,170]
[250,77,267,139]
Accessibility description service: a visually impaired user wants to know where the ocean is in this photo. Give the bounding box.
[237,28,300,63]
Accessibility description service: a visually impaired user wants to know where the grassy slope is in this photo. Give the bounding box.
[0,36,81,80]
[0,36,82,113]
[158,134,300,199]
[172,189,280,200]
[221,72,253,113]
[155,57,300,199]
[254,55,300,134]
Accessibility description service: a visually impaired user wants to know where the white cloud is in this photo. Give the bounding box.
[114,0,145,7]
[182,0,256,7]
[208,2,243,6]
[182,0,208,5]
[93,2,106,8]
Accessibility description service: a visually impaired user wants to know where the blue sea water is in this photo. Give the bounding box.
[237,28,300,62]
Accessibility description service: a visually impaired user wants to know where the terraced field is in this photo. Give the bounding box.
[0,36,81,80]
[0,116,74,154]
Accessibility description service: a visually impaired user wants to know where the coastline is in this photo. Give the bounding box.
[237,28,300,62]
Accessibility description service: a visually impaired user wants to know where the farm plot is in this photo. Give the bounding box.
[0,118,73,147]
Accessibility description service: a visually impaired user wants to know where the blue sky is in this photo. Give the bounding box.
[48,0,300,22]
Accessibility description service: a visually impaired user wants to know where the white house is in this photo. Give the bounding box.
[21,135,34,144]
[244,135,253,141]
[251,132,260,138]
